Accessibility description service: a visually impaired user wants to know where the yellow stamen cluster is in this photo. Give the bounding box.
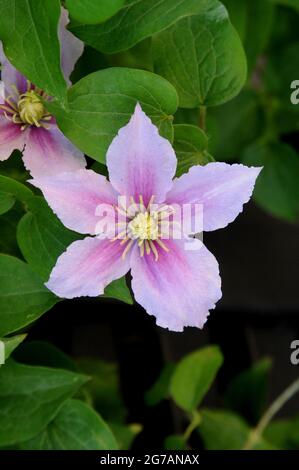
[111,195,172,262]
[0,81,51,130]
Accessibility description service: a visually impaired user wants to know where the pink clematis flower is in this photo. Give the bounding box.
[31,104,261,331]
[0,9,86,177]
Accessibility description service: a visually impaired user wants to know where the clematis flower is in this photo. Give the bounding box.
[0,9,86,177]
[31,104,261,331]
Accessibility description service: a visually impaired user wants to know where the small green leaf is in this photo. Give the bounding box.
[17,196,81,281]
[173,124,214,177]
[198,409,275,450]
[0,254,57,336]
[109,422,142,450]
[153,1,247,108]
[76,358,126,423]
[48,67,178,162]
[104,278,133,305]
[241,141,299,221]
[69,0,215,54]
[145,362,175,406]
[0,192,15,215]
[0,0,67,100]
[0,360,87,446]
[18,399,118,450]
[1,334,26,360]
[170,346,223,412]
[0,175,33,203]
[224,358,272,425]
[164,435,187,450]
[66,0,125,24]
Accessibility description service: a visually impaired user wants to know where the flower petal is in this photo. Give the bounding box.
[59,8,84,84]
[46,237,131,299]
[166,162,262,232]
[0,117,24,161]
[0,44,27,95]
[130,238,222,331]
[107,103,177,205]
[30,168,118,235]
[22,125,86,178]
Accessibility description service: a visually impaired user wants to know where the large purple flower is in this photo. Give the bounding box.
[0,9,86,177]
[31,104,261,331]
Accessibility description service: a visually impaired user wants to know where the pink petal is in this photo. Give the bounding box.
[59,8,84,84]
[166,162,262,232]
[0,116,25,161]
[46,237,131,299]
[0,44,27,95]
[130,238,222,331]
[30,169,118,235]
[107,103,177,205]
[22,125,86,178]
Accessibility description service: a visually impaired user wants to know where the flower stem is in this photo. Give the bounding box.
[243,377,299,450]
[198,106,207,131]
[183,410,202,442]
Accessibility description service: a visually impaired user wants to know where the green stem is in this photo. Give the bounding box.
[243,378,299,450]
[183,410,201,442]
[199,106,207,131]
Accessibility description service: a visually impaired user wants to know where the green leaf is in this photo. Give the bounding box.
[66,0,125,24]
[173,124,214,177]
[170,346,223,412]
[241,141,299,221]
[104,278,133,305]
[145,362,175,406]
[109,422,142,450]
[13,340,77,372]
[0,192,15,215]
[0,0,67,101]
[0,175,33,203]
[164,435,187,450]
[0,202,24,257]
[264,419,297,449]
[69,0,215,54]
[153,1,247,108]
[48,67,178,163]
[0,254,57,337]
[1,334,26,360]
[18,399,118,450]
[224,358,272,425]
[207,89,265,161]
[269,0,299,10]
[198,409,275,450]
[17,196,81,282]
[0,360,87,446]
[76,358,126,423]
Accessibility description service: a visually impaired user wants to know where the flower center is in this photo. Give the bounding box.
[18,90,46,126]
[0,81,52,130]
[110,195,174,262]
[128,211,159,240]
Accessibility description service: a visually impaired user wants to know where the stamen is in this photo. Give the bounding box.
[149,240,159,261]
[122,239,134,260]
[156,238,169,252]
[145,240,151,255]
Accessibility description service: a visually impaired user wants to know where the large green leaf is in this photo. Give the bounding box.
[0,255,57,336]
[0,0,67,101]
[0,360,87,446]
[17,196,81,282]
[153,1,247,108]
[173,125,214,177]
[48,67,178,162]
[69,0,214,54]
[224,358,272,425]
[241,141,299,221]
[18,399,118,450]
[66,0,125,24]
[0,203,24,257]
[0,192,15,215]
[170,346,223,412]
